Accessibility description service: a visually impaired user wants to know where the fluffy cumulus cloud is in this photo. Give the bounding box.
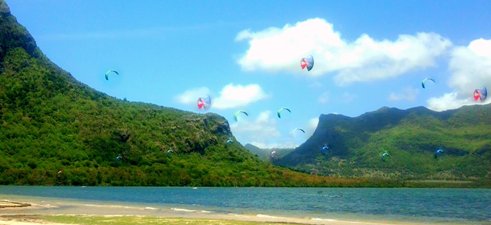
[175,87,210,104]
[231,112,318,149]
[427,38,491,111]
[388,87,419,102]
[230,111,295,148]
[307,117,319,135]
[213,84,268,109]
[427,92,475,112]
[236,18,452,85]
[176,84,267,110]
[249,141,298,149]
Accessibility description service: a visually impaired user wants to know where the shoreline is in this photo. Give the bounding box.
[0,194,476,225]
[0,200,31,209]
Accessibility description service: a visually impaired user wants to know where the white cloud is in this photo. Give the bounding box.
[448,38,491,94]
[426,92,475,112]
[388,87,419,102]
[236,18,452,85]
[230,111,282,147]
[175,87,210,104]
[231,113,319,149]
[249,142,298,149]
[308,117,319,135]
[427,38,491,111]
[231,111,300,149]
[333,33,451,85]
[309,117,319,129]
[213,83,268,109]
[176,84,267,110]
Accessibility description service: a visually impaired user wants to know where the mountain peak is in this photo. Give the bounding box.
[0,0,9,14]
[0,0,264,186]
[276,104,491,180]
[0,0,38,65]
[375,106,404,113]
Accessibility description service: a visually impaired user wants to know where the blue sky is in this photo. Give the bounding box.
[7,0,491,148]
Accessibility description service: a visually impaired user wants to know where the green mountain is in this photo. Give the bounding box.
[244,144,270,161]
[277,105,491,182]
[1,0,488,187]
[0,0,381,187]
[244,143,294,161]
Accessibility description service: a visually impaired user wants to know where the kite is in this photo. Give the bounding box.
[381,151,390,161]
[277,107,291,119]
[233,110,249,122]
[197,96,212,111]
[294,128,305,134]
[300,55,314,71]
[474,87,487,102]
[105,70,119,80]
[321,144,329,154]
[421,78,436,89]
[474,89,481,101]
[481,87,488,101]
[434,148,444,159]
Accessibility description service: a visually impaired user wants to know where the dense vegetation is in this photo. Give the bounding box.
[244,144,294,162]
[0,0,392,187]
[277,106,491,183]
[0,0,488,187]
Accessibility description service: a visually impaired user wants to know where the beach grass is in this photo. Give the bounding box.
[41,215,296,225]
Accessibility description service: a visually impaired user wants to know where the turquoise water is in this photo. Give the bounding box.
[0,186,489,223]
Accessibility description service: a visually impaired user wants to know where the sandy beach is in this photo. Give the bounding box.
[0,195,470,225]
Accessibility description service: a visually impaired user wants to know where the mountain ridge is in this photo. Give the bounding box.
[1,0,488,187]
[277,104,491,181]
[244,143,295,161]
[0,0,382,187]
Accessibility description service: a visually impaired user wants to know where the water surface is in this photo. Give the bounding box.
[0,186,489,224]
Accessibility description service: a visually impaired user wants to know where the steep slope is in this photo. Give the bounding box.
[277,105,491,180]
[244,143,294,161]
[0,1,243,185]
[0,0,369,187]
[244,144,270,160]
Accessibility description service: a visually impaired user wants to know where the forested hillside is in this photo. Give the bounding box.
[277,105,491,182]
[0,0,371,187]
[1,0,488,187]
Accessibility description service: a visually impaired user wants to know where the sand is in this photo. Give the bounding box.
[0,195,467,225]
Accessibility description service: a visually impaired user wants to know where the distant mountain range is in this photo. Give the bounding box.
[0,0,488,187]
[244,143,294,161]
[276,105,491,181]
